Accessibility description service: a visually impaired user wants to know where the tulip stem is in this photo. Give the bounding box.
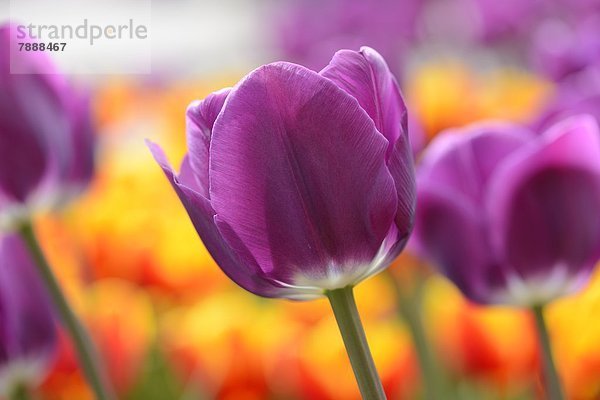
[385,268,447,399]
[9,384,31,400]
[326,286,386,400]
[398,291,446,400]
[532,304,564,400]
[18,221,114,400]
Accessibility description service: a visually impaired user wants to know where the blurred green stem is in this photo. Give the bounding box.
[18,221,114,400]
[9,384,31,400]
[327,286,386,400]
[532,304,565,400]
[399,293,446,400]
[388,269,447,400]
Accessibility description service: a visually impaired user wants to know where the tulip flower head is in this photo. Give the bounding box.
[149,46,415,300]
[0,24,95,230]
[0,235,56,396]
[413,115,600,306]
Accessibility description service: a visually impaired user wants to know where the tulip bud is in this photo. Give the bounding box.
[149,46,416,299]
[413,115,600,306]
[0,24,95,230]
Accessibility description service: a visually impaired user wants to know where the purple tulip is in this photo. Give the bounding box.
[471,0,543,42]
[275,0,422,73]
[549,0,600,18]
[0,234,56,395]
[0,24,95,228]
[532,15,600,81]
[149,47,415,300]
[534,66,600,132]
[412,116,600,306]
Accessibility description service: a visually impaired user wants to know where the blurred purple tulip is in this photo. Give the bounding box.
[413,116,600,306]
[149,47,415,300]
[420,0,543,44]
[0,24,95,228]
[550,0,600,17]
[275,0,422,73]
[0,235,56,395]
[471,0,543,42]
[534,66,600,130]
[532,15,600,81]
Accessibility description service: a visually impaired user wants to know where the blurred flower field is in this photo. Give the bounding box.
[24,59,600,400]
[3,0,600,399]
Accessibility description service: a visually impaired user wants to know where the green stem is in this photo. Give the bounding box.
[399,294,446,400]
[18,221,114,400]
[9,384,32,400]
[532,304,564,400]
[326,286,386,400]
[387,269,446,400]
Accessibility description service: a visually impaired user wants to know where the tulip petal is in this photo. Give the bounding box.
[320,47,416,253]
[185,88,230,198]
[64,93,95,188]
[488,116,600,296]
[0,25,72,203]
[386,125,416,257]
[0,235,56,372]
[209,62,397,288]
[413,184,504,303]
[320,46,407,157]
[177,154,201,193]
[146,141,308,299]
[0,113,48,203]
[419,122,534,205]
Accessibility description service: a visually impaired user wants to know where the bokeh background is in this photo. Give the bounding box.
[4,0,600,398]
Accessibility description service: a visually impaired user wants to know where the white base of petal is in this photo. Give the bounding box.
[490,264,589,307]
[277,232,399,300]
[0,357,49,397]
